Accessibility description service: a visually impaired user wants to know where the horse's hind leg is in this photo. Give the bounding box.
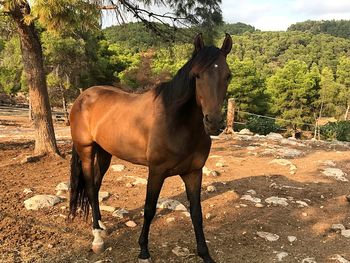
[181,169,215,263]
[77,144,105,254]
[93,145,112,230]
[138,167,165,262]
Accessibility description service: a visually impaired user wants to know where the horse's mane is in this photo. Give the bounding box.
[155,46,222,111]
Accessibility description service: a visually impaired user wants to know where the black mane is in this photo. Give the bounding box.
[155,46,222,111]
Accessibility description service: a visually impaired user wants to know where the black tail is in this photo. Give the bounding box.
[69,145,89,220]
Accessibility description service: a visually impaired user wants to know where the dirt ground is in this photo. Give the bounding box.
[1,114,350,263]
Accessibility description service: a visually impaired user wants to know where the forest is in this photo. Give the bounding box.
[1,16,350,136]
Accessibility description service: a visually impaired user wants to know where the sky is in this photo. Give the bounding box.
[102,0,350,31]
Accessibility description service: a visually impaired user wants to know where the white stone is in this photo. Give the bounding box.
[124,175,148,185]
[257,231,279,241]
[203,166,212,175]
[302,258,317,263]
[206,185,217,193]
[240,195,261,204]
[210,171,220,176]
[341,229,350,238]
[23,188,33,195]
[172,246,190,257]
[277,148,303,158]
[322,160,336,167]
[331,224,346,231]
[112,208,129,218]
[157,198,187,211]
[246,189,257,195]
[24,195,61,210]
[255,203,264,208]
[322,168,348,182]
[276,251,288,261]
[111,164,125,172]
[205,213,212,219]
[98,191,110,202]
[215,162,225,167]
[287,236,297,243]
[55,182,70,191]
[331,255,350,263]
[296,201,309,207]
[265,196,289,206]
[266,132,283,140]
[100,205,116,212]
[125,220,137,228]
[239,128,253,136]
[247,146,257,151]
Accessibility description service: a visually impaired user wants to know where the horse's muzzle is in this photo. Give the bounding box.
[203,115,221,135]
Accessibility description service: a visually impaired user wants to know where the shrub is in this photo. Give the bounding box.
[246,116,280,135]
[320,121,350,142]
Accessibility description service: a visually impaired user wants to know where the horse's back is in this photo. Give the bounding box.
[70,85,155,164]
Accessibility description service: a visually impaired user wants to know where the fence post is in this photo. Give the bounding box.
[224,98,235,134]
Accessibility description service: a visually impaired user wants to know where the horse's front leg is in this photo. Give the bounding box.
[181,169,215,263]
[138,167,165,262]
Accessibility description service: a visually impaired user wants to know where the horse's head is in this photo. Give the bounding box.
[191,33,232,135]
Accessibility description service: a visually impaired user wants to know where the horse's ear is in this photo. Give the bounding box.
[194,33,204,53]
[221,33,232,56]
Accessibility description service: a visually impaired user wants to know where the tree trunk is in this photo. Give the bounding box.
[224,98,235,134]
[9,2,59,156]
[345,104,350,120]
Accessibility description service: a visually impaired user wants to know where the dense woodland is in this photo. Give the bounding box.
[1,18,350,133]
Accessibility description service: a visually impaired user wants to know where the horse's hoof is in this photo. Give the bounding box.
[92,241,104,254]
[138,258,152,263]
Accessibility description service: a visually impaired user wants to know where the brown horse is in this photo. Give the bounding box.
[69,33,232,263]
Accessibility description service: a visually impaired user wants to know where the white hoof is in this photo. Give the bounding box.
[92,229,105,254]
[138,258,152,263]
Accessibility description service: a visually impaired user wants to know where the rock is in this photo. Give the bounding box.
[276,251,288,261]
[206,185,217,193]
[302,258,317,263]
[182,211,191,217]
[265,196,289,206]
[111,164,125,172]
[341,229,350,238]
[331,255,350,263]
[205,213,212,219]
[24,195,61,210]
[124,175,148,185]
[296,201,309,207]
[215,162,225,167]
[246,189,257,195]
[257,231,279,241]
[171,246,190,257]
[322,168,348,182]
[247,146,257,151]
[23,188,33,195]
[125,183,133,188]
[346,195,350,203]
[281,138,305,147]
[255,203,264,208]
[266,132,283,140]
[203,166,212,175]
[98,191,110,202]
[112,208,129,219]
[55,182,70,191]
[322,160,336,167]
[166,217,176,223]
[277,148,303,158]
[157,198,187,211]
[239,128,253,136]
[302,212,308,217]
[125,220,137,228]
[100,205,116,212]
[287,236,297,243]
[269,159,293,166]
[331,224,345,232]
[210,170,220,176]
[240,195,261,204]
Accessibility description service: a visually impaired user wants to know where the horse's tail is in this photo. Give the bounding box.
[69,145,89,220]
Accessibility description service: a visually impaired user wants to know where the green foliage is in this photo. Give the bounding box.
[227,59,268,114]
[246,116,279,135]
[320,121,350,141]
[219,22,256,35]
[266,60,317,129]
[288,20,350,40]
